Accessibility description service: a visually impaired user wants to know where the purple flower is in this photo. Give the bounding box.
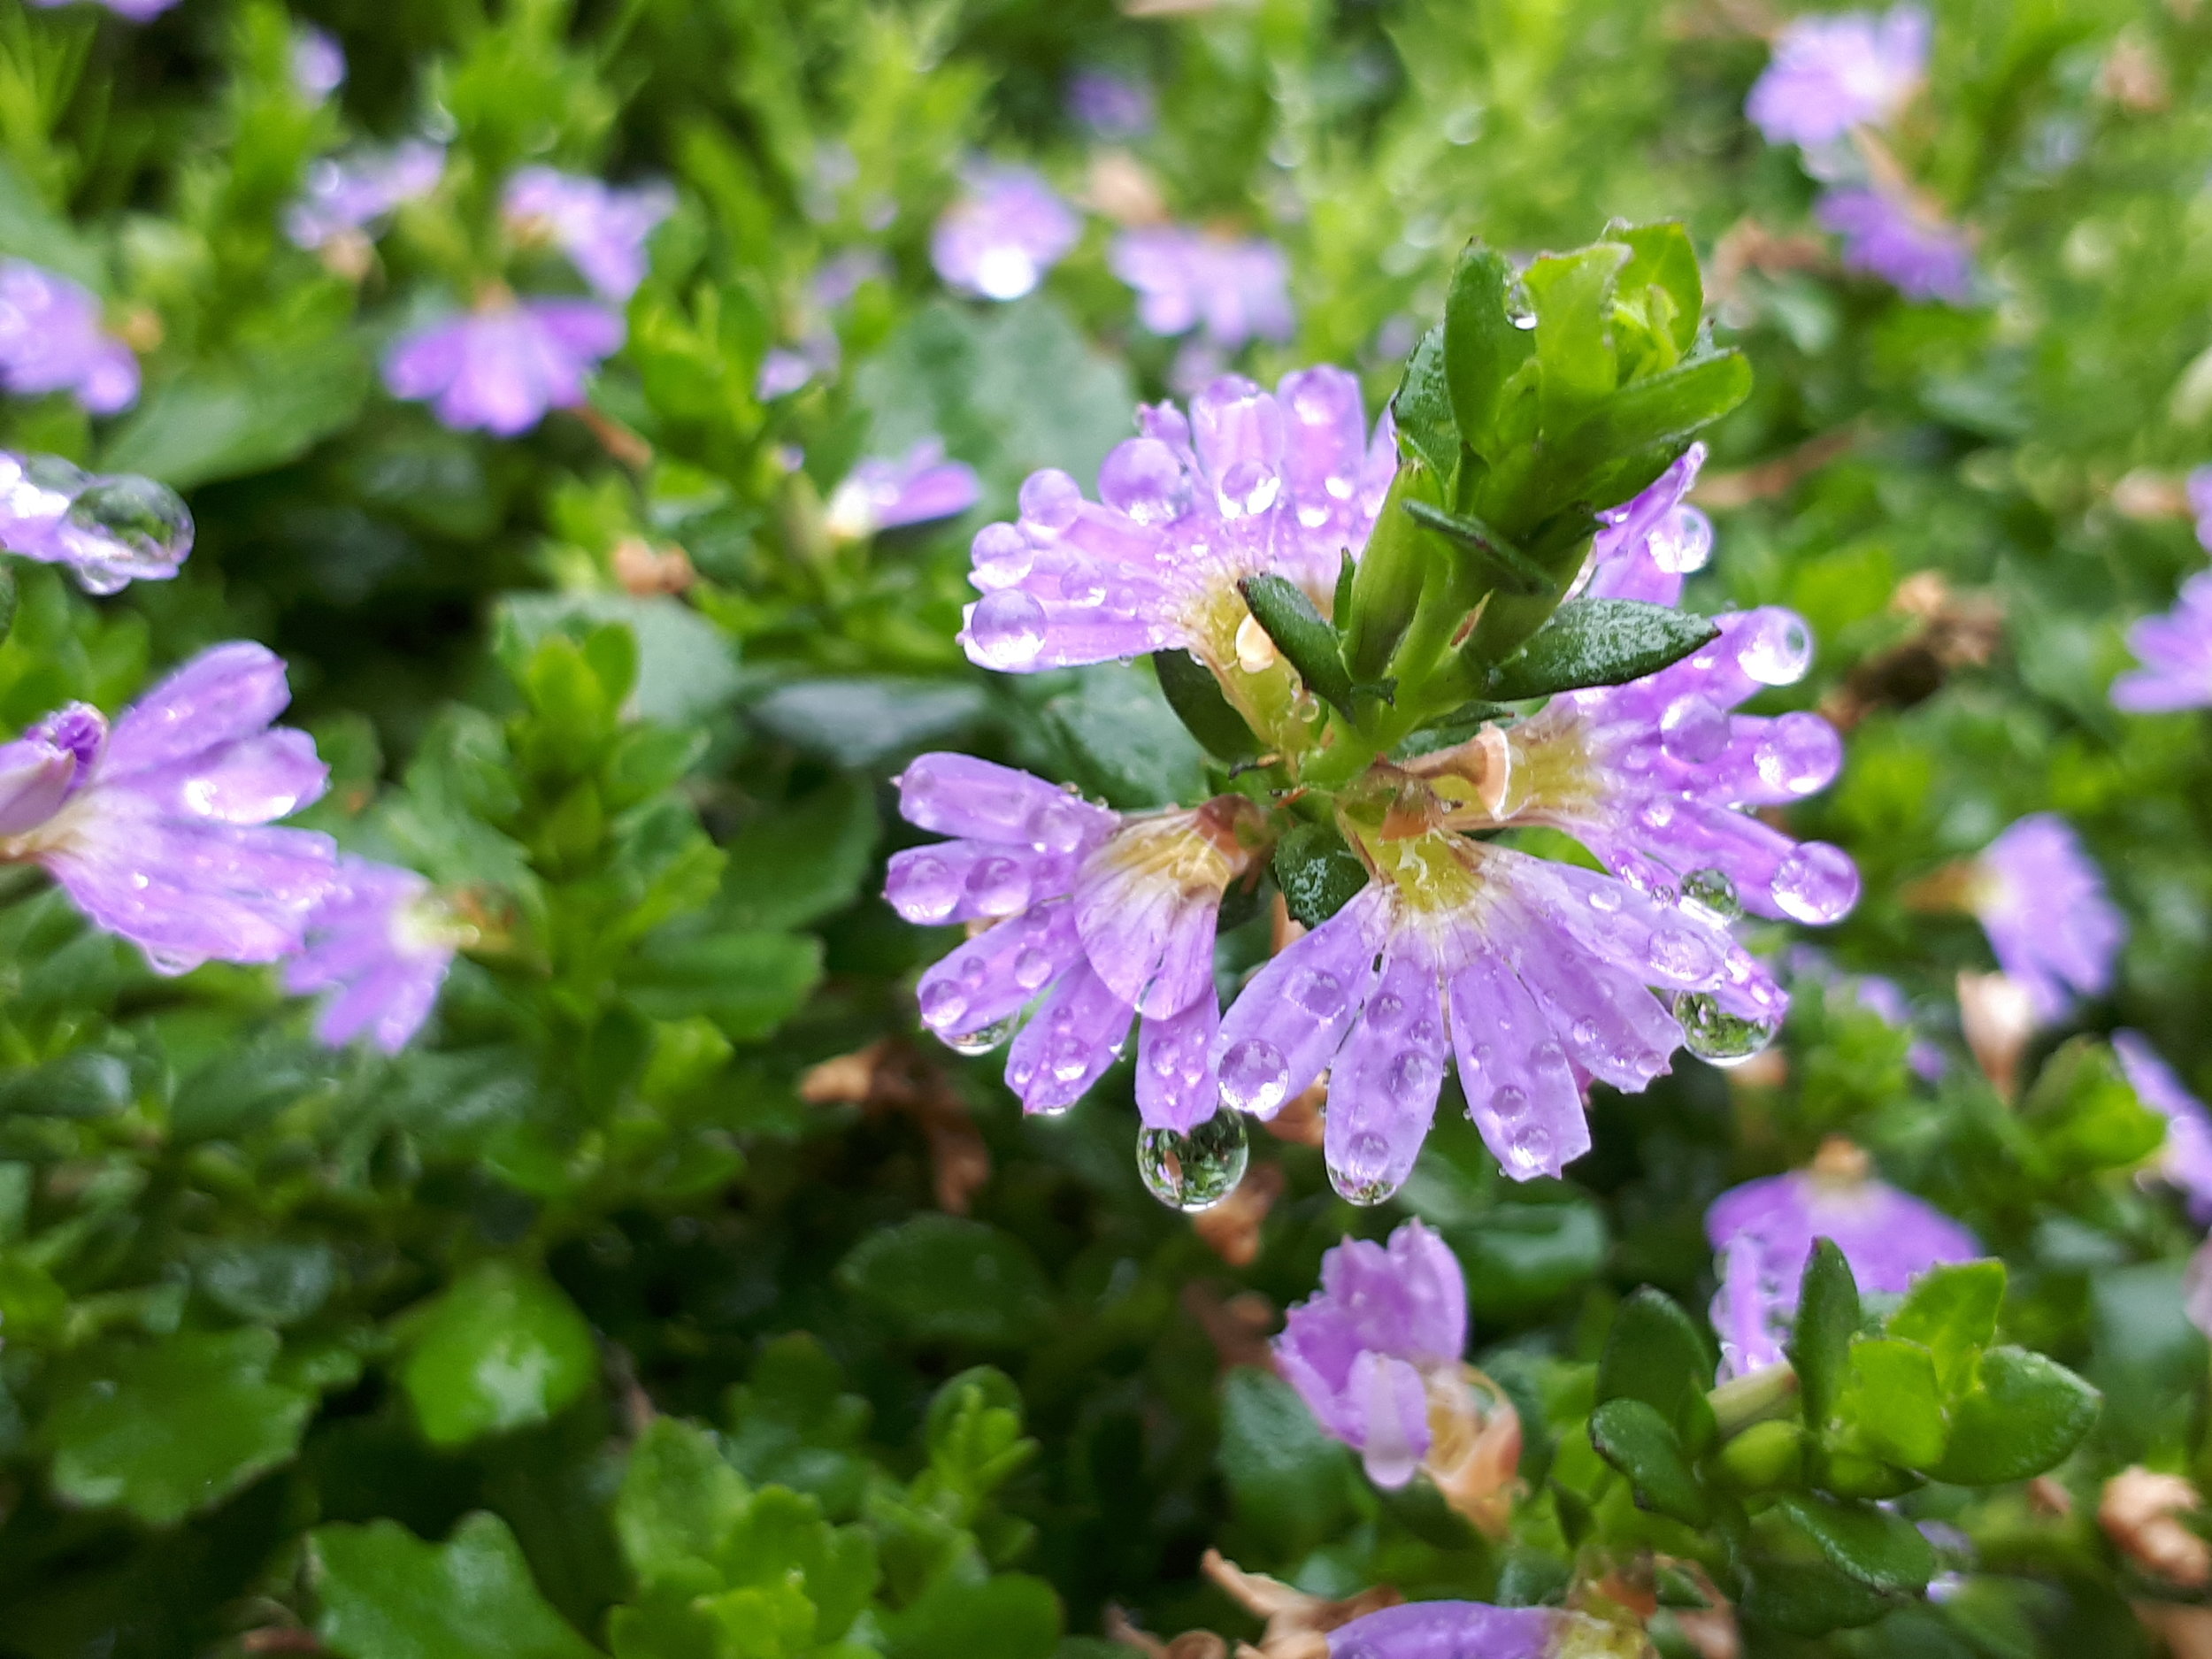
[0,262,140,415]
[884,755,1263,1130]
[930,165,1081,302]
[1275,1221,1466,1486]
[825,441,981,541]
[1708,1148,1980,1377]
[0,450,193,594]
[2112,571,2212,713]
[1110,227,1294,351]
[1816,187,1975,304]
[0,643,335,974]
[1790,949,1946,1080]
[383,298,623,436]
[1068,70,1156,141]
[811,250,887,311]
[286,141,446,250]
[292,26,346,102]
[2114,1031,2212,1225]
[1578,442,1714,607]
[28,0,179,19]
[284,857,457,1052]
[1455,606,1858,926]
[1747,6,1928,148]
[757,334,839,402]
[1215,828,1783,1192]
[1970,813,2124,1021]
[2193,467,2212,553]
[503,166,675,303]
[962,369,1394,677]
[1326,1601,1614,1659]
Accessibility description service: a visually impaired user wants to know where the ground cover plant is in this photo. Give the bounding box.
[1,0,2211,1655]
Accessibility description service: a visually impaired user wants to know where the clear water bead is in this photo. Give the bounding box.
[1649,505,1713,575]
[888,854,959,923]
[1017,467,1082,534]
[1136,1106,1249,1212]
[964,856,1031,917]
[1737,611,1814,686]
[58,474,195,594]
[967,589,1048,669]
[1659,693,1730,764]
[1098,437,1187,526]
[944,1015,1018,1056]
[1217,1036,1291,1115]
[1678,867,1741,925]
[1755,711,1842,797]
[1216,458,1280,519]
[1671,991,1780,1065]
[970,522,1033,588]
[1326,1130,1402,1206]
[1770,841,1860,925]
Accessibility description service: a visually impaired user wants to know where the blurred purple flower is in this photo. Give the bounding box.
[1110,227,1294,350]
[1325,1601,1613,1659]
[503,166,675,303]
[383,297,623,436]
[811,250,887,311]
[1790,949,1947,1080]
[1578,443,1714,607]
[292,26,346,102]
[1215,835,1781,1193]
[1275,1221,1466,1486]
[885,756,1262,1129]
[0,262,140,415]
[284,856,457,1052]
[2112,571,2212,713]
[0,450,193,594]
[29,0,179,19]
[1817,187,1975,304]
[2193,467,2212,551]
[1708,1149,1980,1376]
[1068,69,1156,141]
[825,441,980,541]
[1970,813,2124,1021]
[962,368,1394,674]
[2114,1031,2212,1224]
[931,165,1080,302]
[0,643,335,974]
[286,141,446,250]
[756,334,839,402]
[1747,6,1928,147]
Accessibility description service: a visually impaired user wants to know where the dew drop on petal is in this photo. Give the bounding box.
[1099,438,1188,526]
[1671,991,1781,1065]
[964,855,1031,917]
[1018,468,1082,534]
[968,589,1048,669]
[1770,841,1860,924]
[1216,457,1280,519]
[1645,925,1719,984]
[1027,794,1093,855]
[1737,611,1813,687]
[918,979,970,1032]
[1218,1036,1290,1115]
[890,854,960,922]
[1287,967,1344,1019]
[1136,1106,1249,1212]
[945,1015,1018,1056]
[1326,1130,1402,1206]
[61,474,194,590]
[1012,947,1056,991]
[1649,506,1713,574]
[1659,693,1730,764]
[971,522,1033,588]
[1679,866,1741,925]
[1754,711,1842,796]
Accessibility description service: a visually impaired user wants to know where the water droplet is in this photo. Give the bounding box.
[1137,1106,1249,1211]
[1770,841,1860,924]
[1755,711,1842,797]
[1646,925,1719,984]
[1586,886,1623,913]
[1649,506,1714,575]
[1671,992,1781,1065]
[964,856,1031,918]
[919,979,970,1032]
[889,854,960,923]
[1013,948,1056,990]
[968,589,1048,669]
[1027,794,1093,855]
[1018,468,1082,534]
[1216,457,1280,519]
[1327,1131,1402,1206]
[1738,611,1813,687]
[970,522,1033,588]
[1218,1037,1291,1115]
[1571,1018,1601,1048]
[1287,968,1344,1019]
[1637,796,1678,831]
[1386,1049,1440,1102]
[1290,691,1322,723]
[58,474,194,590]
[1503,1118,1554,1175]
[1098,437,1187,526]
[945,1015,1018,1056]
[1679,867,1741,925]
[1366,992,1406,1031]
[1659,693,1730,764]
[1049,1032,1094,1082]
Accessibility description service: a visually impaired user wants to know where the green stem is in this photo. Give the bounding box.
[1709,1360,1800,1437]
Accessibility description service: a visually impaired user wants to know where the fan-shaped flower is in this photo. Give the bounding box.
[284,857,461,1053]
[503,167,675,303]
[1817,186,1975,305]
[930,165,1080,302]
[1746,6,1929,148]
[1326,1600,1632,1659]
[1969,813,2124,1021]
[825,441,981,541]
[2112,571,2212,713]
[0,262,140,415]
[1110,227,1294,352]
[384,297,623,436]
[1576,442,1714,607]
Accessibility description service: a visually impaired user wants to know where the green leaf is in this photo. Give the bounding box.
[748,677,989,768]
[1792,1240,1861,1431]
[1887,1260,2006,1397]
[1839,1337,1947,1469]
[626,930,824,1042]
[501,594,741,727]
[1931,1347,2101,1485]
[1596,1286,1715,1441]
[1239,573,1356,718]
[1738,1556,1895,1638]
[0,562,16,647]
[100,340,372,490]
[1774,1494,1938,1594]
[1042,664,1210,809]
[1217,1366,1358,1558]
[1452,1199,1609,1322]
[883,1572,1061,1659]
[2025,1037,2168,1171]
[0,1049,134,1118]
[1563,351,1753,465]
[721,1485,877,1639]
[394,1263,597,1448]
[196,1241,338,1326]
[724,1334,873,1517]
[43,1329,315,1526]
[1524,243,1631,424]
[313,1512,599,1659]
[1588,1396,1709,1526]
[1486,598,1719,702]
[1611,220,1705,356]
[718,779,880,932]
[837,1216,1051,1347]
[1443,242,1532,452]
[617,1417,749,1587]
[1152,649,1260,762]
[1389,324,1458,479]
[1400,498,1551,595]
[170,1037,334,1141]
[1271,820,1370,930]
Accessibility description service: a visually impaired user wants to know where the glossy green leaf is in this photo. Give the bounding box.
[1774,1494,1938,1594]
[617,1417,750,1587]
[1153,649,1261,762]
[1562,350,1752,467]
[101,340,371,490]
[1443,242,1531,452]
[395,1263,597,1448]
[1240,573,1356,718]
[882,1572,1061,1659]
[1389,324,1458,479]
[1839,1336,1947,1469]
[837,1216,1051,1347]
[1589,1396,1709,1526]
[1611,220,1704,356]
[1485,598,1718,701]
[1931,1347,2101,1485]
[1596,1286,1715,1441]
[1042,664,1210,809]
[625,930,824,1041]
[1524,242,1631,423]
[314,1512,599,1659]
[1272,820,1370,929]
[1739,1555,1896,1638]
[1792,1240,1861,1431]
[717,778,880,932]
[1217,1366,1359,1559]
[1887,1260,2007,1397]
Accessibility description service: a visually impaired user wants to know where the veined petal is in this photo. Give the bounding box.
[1448,948,1590,1181]
[104,642,293,778]
[1003,958,1134,1115]
[885,841,1083,926]
[1213,887,1387,1116]
[1072,809,1246,1018]
[895,753,1113,851]
[1135,995,1221,1133]
[1324,934,1448,1204]
[915,898,1084,1041]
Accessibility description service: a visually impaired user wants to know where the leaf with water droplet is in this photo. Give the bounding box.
[1485,598,1719,702]
[1239,573,1356,720]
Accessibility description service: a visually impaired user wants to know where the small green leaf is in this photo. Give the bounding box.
[101,340,372,490]
[394,1263,597,1448]
[1596,1286,1715,1440]
[1774,1494,1938,1594]
[1931,1347,2101,1486]
[837,1215,1051,1347]
[1485,598,1719,701]
[1564,351,1752,465]
[1525,242,1632,423]
[1389,324,1458,479]
[0,1049,134,1118]
[1611,220,1705,356]
[1590,1397,1709,1525]
[882,1572,1061,1659]
[1443,242,1532,452]
[1791,1240,1861,1431]
[626,930,824,1041]
[196,1242,338,1326]
[1401,498,1551,595]
[1239,573,1356,718]
[1887,1260,2006,1397]
[0,561,17,645]
[1739,1556,1895,1638]
[717,779,879,932]
[616,1417,749,1587]
[1839,1337,1947,1469]
[1272,820,1370,929]
[1042,664,1210,809]
[1153,649,1261,762]
[1217,1366,1359,1559]
[313,1512,599,1659]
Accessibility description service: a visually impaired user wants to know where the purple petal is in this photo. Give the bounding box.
[895,753,1114,850]
[1325,1601,1564,1659]
[1448,947,1591,1180]
[1002,957,1133,1114]
[1135,994,1221,1133]
[104,642,294,778]
[1213,887,1387,1116]
[915,898,1085,1041]
[1324,935,1448,1202]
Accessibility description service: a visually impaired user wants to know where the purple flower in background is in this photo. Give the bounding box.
[811,250,888,311]
[1747,6,1929,148]
[931,165,1080,302]
[1325,1601,1619,1659]
[384,298,623,436]
[963,369,1394,676]
[29,0,180,19]
[2112,572,2212,713]
[1110,227,1294,351]
[1578,443,1714,607]
[1790,949,1946,1080]
[885,755,1263,1129]
[757,334,840,402]
[503,166,675,303]
[1970,813,2124,1021]
[0,644,335,974]
[1275,1222,1466,1486]
[0,450,194,594]
[1817,187,1975,304]
[292,26,346,102]
[286,141,446,250]
[825,441,980,541]
[0,262,140,415]
[1458,606,1859,926]
[2193,467,2212,552]
[2115,1031,2212,1224]
[1215,831,1782,1193]
[1708,1144,1980,1377]
[1068,69,1156,141]
[284,857,457,1052]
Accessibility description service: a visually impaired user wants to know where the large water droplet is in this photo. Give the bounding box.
[1660,693,1730,764]
[970,522,1033,588]
[1018,468,1082,534]
[1754,711,1840,797]
[889,854,960,923]
[1365,991,1406,1031]
[1098,437,1187,526]
[1679,866,1741,925]
[1770,841,1860,924]
[58,474,194,591]
[1216,458,1280,519]
[1738,611,1813,687]
[1027,792,1094,855]
[1012,947,1056,991]
[1218,1036,1290,1115]
[1645,925,1719,984]
[1137,1106,1249,1211]
[1386,1049,1440,1102]
[1649,505,1713,574]
[1328,1130,1402,1206]
[1288,968,1345,1019]
[968,589,1048,669]
[1671,991,1780,1065]
[918,979,970,1032]
[945,1015,1018,1056]
[964,855,1031,918]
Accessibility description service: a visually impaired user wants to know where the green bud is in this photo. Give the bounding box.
[1341,460,1444,682]
[1714,1418,1803,1491]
